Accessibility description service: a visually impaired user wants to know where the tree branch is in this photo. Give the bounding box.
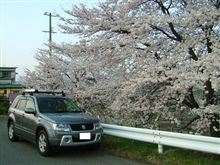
[154,52,161,60]
[183,87,199,108]
[181,0,188,7]
[202,25,213,53]
[112,29,131,34]
[204,79,214,106]
[214,0,220,9]
[64,72,77,88]
[154,0,172,15]
[178,115,200,131]
[154,0,183,42]
[188,47,198,61]
[168,22,183,42]
[150,25,179,41]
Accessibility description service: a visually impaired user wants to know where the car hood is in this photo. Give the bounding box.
[41,112,99,124]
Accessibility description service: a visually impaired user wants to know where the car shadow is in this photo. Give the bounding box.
[52,145,102,157]
[15,138,102,158]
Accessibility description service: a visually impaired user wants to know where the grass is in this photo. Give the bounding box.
[101,135,220,165]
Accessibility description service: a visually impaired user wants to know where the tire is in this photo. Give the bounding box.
[8,121,19,141]
[37,130,51,156]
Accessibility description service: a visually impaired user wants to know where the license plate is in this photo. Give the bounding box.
[79,133,91,140]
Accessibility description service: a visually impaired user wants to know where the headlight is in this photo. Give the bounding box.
[53,123,71,132]
[95,122,102,130]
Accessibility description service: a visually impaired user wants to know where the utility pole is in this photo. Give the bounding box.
[43,12,56,56]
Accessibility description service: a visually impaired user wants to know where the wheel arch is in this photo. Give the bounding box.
[35,125,48,141]
[7,117,15,128]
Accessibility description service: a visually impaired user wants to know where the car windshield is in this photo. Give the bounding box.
[37,97,82,113]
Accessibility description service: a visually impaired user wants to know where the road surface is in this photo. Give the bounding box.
[0,116,144,165]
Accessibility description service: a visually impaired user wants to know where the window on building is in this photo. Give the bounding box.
[0,71,11,78]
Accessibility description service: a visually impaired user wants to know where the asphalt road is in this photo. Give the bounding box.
[0,116,144,165]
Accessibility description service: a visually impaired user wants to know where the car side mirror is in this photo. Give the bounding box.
[24,108,35,114]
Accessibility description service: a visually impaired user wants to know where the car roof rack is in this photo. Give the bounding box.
[22,89,65,96]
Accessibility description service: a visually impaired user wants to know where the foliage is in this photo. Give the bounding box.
[0,99,9,115]
[21,0,220,136]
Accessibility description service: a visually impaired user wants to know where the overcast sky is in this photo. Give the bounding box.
[1,0,102,77]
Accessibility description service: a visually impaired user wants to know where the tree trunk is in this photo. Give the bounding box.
[209,114,220,137]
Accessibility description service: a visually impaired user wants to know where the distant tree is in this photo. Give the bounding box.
[23,0,220,136]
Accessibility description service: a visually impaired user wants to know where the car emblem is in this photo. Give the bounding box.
[82,125,86,130]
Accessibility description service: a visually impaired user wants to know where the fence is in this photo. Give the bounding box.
[102,123,220,155]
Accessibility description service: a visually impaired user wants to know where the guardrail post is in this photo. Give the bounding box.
[158,144,163,154]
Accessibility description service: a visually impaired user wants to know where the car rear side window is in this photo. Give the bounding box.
[11,96,20,108]
[16,99,27,111]
[26,99,36,110]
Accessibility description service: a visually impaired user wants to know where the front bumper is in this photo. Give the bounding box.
[49,130,103,146]
[59,132,102,146]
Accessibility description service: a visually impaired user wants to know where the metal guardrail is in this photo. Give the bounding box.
[102,123,220,155]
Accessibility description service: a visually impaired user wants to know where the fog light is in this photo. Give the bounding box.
[65,137,70,143]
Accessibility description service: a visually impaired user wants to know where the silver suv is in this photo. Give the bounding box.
[7,89,103,156]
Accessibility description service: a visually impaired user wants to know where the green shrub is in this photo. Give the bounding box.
[0,99,10,115]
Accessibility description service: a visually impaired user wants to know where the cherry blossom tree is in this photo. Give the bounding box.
[22,0,220,136]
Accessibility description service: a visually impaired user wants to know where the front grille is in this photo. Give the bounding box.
[70,123,94,131]
[72,134,96,142]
